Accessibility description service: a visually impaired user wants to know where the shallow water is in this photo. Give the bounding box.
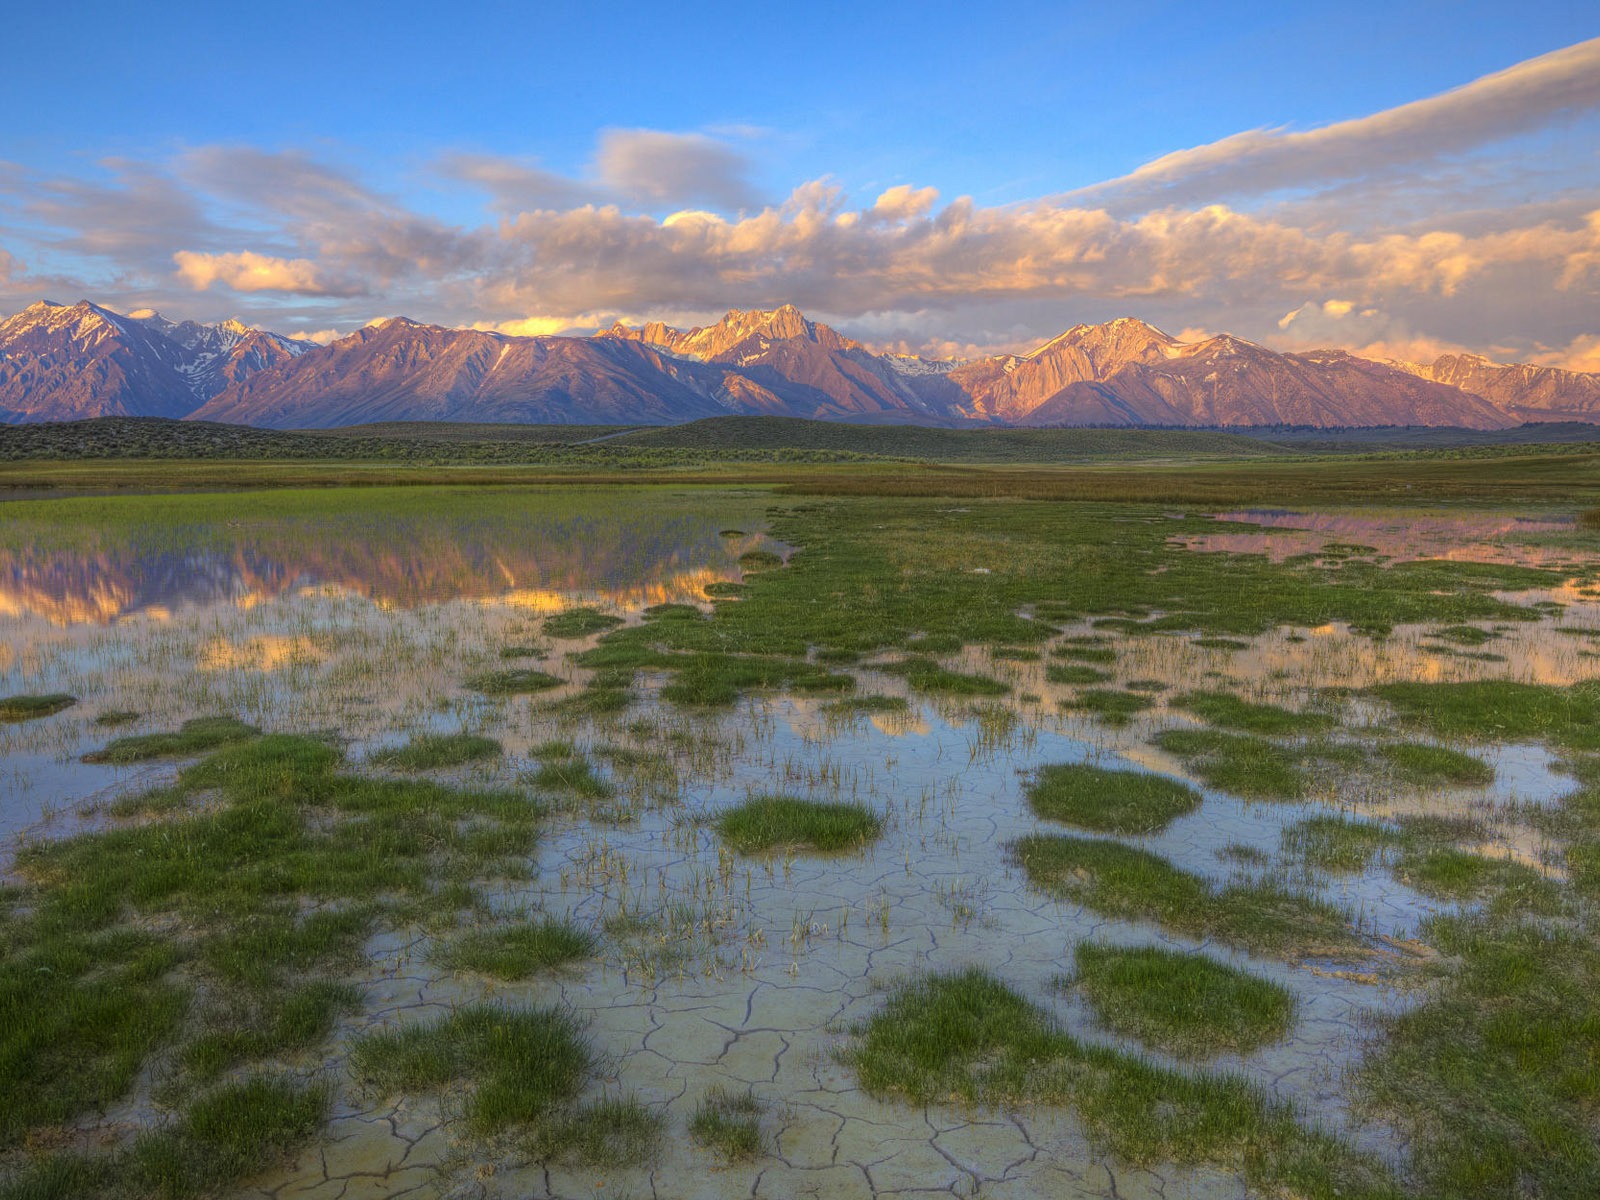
[3,494,1598,1198]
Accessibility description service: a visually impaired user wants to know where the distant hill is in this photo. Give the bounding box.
[603,416,1293,461]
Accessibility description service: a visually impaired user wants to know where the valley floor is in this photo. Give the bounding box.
[1,458,1598,1199]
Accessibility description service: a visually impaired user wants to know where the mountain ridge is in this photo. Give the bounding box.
[2,298,1595,431]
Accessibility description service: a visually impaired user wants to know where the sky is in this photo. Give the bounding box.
[1,1,1597,367]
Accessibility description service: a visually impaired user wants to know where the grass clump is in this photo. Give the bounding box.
[1064,688,1152,726]
[1283,815,1401,874]
[543,607,624,638]
[465,667,563,695]
[990,646,1042,661]
[1066,943,1297,1058]
[658,652,852,706]
[715,794,883,854]
[689,1087,765,1161]
[1155,729,1310,799]
[369,732,502,771]
[1360,915,1600,1198]
[1378,742,1495,786]
[738,548,785,571]
[820,694,911,717]
[82,716,259,763]
[883,657,1010,697]
[525,1096,663,1167]
[1046,662,1110,685]
[181,982,361,1081]
[843,968,1394,1198]
[1172,690,1335,736]
[1428,624,1497,645]
[526,750,615,801]
[93,709,141,727]
[1010,834,1360,958]
[1,1075,329,1200]
[0,693,76,722]
[1026,763,1201,834]
[351,1004,592,1135]
[436,918,596,979]
[1372,680,1600,750]
[1051,644,1117,664]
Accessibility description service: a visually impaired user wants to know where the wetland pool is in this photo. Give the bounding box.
[2,488,1598,1200]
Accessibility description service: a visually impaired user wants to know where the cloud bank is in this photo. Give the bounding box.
[0,41,1596,366]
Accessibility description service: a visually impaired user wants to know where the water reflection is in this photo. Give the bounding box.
[0,496,769,627]
[1177,507,1580,568]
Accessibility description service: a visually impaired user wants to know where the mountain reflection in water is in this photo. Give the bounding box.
[0,506,765,627]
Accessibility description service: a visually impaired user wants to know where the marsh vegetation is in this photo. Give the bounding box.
[1,465,1598,1198]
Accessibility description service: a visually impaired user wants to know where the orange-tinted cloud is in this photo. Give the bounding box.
[174,250,349,295]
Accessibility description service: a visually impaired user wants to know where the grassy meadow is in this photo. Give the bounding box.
[0,420,1598,1199]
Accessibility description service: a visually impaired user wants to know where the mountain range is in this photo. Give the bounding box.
[2,298,1596,431]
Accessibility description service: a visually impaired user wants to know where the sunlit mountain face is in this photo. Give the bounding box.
[5,301,1595,431]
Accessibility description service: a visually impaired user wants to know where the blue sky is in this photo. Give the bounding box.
[2,2,1598,364]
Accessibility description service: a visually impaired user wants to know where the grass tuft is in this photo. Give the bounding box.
[1025,763,1201,834]
[1066,943,1297,1058]
[689,1087,766,1161]
[369,732,502,771]
[1011,834,1360,958]
[83,716,259,764]
[0,693,76,722]
[715,795,883,854]
[351,1004,592,1134]
[436,918,596,979]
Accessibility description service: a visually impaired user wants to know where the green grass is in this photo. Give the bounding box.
[543,607,625,638]
[1064,688,1152,726]
[0,1075,329,1200]
[1281,814,1545,903]
[1283,815,1402,874]
[842,969,1395,1199]
[1051,644,1117,664]
[1361,915,1600,1198]
[990,646,1042,661]
[881,658,1010,697]
[1155,729,1312,798]
[1172,691,1336,736]
[435,918,596,979]
[524,1096,663,1167]
[1046,663,1110,685]
[689,1087,766,1161]
[714,795,883,854]
[0,693,76,722]
[1010,834,1360,958]
[1372,680,1600,750]
[1025,763,1201,834]
[1428,624,1498,645]
[820,694,911,717]
[1378,742,1496,786]
[526,751,615,800]
[92,709,141,727]
[657,651,853,706]
[1066,943,1297,1058]
[181,982,361,1081]
[2,733,545,1155]
[738,549,785,570]
[82,716,259,764]
[465,667,564,695]
[351,1004,592,1134]
[369,732,502,770]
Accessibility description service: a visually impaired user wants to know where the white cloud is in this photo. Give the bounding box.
[1068,36,1600,212]
[173,250,348,295]
[594,129,764,211]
